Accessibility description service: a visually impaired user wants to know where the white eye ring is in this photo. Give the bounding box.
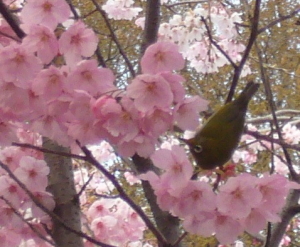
[194,145,202,153]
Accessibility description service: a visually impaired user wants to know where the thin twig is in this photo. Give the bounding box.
[90,0,136,77]
[201,16,238,69]
[254,42,299,182]
[0,161,115,247]
[77,141,168,246]
[0,196,56,246]
[165,0,207,8]
[12,142,85,160]
[258,7,300,34]
[246,130,300,153]
[227,0,261,103]
[65,0,80,20]
[76,173,94,200]
[263,222,272,247]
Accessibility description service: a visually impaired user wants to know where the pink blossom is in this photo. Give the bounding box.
[0,147,26,172]
[159,72,185,103]
[59,20,99,66]
[0,81,31,119]
[67,120,101,145]
[256,174,298,213]
[0,175,26,207]
[68,90,95,123]
[117,131,157,158]
[183,211,216,237]
[21,0,71,30]
[172,180,216,217]
[91,215,118,240]
[0,121,19,146]
[135,17,145,29]
[242,207,269,235]
[14,156,50,191]
[150,145,193,185]
[32,66,67,101]
[153,174,181,211]
[126,74,173,112]
[141,41,185,74]
[0,228,22,247]
[90,141,116,163]
[174,96,209,130]
[0,44,42,86]
[282,123,300,144]
[30,191,55,218]
[87,199,116,219]
[92,95,122,120]
[67,59,116,97]
[217,174,262,219]
[30,113,70,146]
[141,108,173,136]
[22,24,59,64]
[124,171,141,185]
[214,212,244,244]
[103,96,139,141]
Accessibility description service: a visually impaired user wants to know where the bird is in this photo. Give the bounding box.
[181,81,259,170]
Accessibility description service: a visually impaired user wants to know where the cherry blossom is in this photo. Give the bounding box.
[58,20,99,66]
[66,59,116,97]
[0,44,42,86]
[126,74,173,112]
[20,0,71,30]
[14,156,50,191]
[32,66,67,101]
[102,0,142,20]
[217,174,262,219]
[141,41,185,74]
[22,24,59,64]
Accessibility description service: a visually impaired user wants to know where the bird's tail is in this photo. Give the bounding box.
[235,81,259,108]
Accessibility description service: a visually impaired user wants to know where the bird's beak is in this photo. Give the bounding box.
[178,137,193,146]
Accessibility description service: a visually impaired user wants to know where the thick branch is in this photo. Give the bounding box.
[140,0,161,55]
[267,190,300,247]
[0,0,25,39]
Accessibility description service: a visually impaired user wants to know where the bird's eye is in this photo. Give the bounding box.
[194,145,203,153]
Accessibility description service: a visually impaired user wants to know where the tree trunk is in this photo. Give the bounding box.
[44,138,83,247]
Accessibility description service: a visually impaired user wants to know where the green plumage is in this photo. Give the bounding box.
[185,82,259,170]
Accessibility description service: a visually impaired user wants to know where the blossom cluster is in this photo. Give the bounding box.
[102,0,142,20]
[141,145,300,244]
[0,0,299,246]
[0,0,208,245]
[0,23,208,157]
[233,124,300,174]
[0,139,54,247]
[87,198,146,246]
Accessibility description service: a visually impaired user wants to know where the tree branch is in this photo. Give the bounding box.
[90,0,136,77]
[77,142,168,246]
[227,0,261,103]
[255,42,300,182]
[201,16,238,69]
[0,161,115,247]
[0,0,25,39]
[258,7,300,34]
[140,0,161,55]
